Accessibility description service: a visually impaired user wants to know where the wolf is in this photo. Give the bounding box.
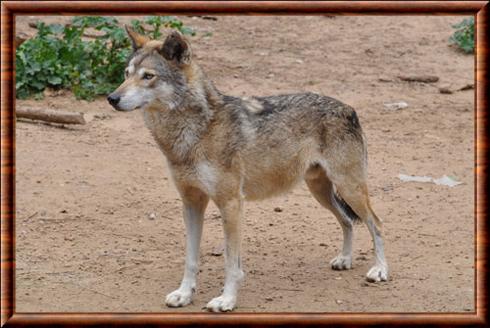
[107,27,388,312]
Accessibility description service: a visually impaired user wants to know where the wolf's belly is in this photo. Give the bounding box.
[241,162,307,201]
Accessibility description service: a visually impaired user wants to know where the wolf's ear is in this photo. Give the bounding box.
[125,25,150,51]
[159,31,192,66]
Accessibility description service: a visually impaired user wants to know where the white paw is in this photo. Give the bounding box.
[330,254,352,270]
[366,264,388,282]
[206,295,236,312]
[165,289,193,308]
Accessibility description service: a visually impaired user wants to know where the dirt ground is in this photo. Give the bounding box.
[15,15,475,313]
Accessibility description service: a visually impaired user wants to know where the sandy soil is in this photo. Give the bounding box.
[15,15,474,312]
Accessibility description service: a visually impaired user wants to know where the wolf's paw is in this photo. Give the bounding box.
[206,295,236,312]
[330,254,352,270]
[366,264,388,282]
[165,289,193,307]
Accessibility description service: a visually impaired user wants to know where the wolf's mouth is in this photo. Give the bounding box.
[134,102,149,110]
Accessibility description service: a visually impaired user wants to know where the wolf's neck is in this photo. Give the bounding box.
[143,69,221,164]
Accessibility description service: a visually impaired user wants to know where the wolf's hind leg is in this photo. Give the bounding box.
[305,165,355,270]
[331,174,388,282]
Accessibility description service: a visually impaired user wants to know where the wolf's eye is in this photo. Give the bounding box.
[142,73,155,80]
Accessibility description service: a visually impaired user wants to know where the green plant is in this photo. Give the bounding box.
[449,17,474,54]
[16,16,195,101]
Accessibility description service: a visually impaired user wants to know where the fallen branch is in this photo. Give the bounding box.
[458,83,474,91]
[398,75,439,83]
[17,107,86,125]
[15,32,30,48]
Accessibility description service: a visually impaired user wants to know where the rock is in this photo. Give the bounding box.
[382,185,394,192]
[378,77,393,82]
[148,213,156,220]
[274,207,283,213]
[384,101,408,111]
[439,87,453,94]
[211,244,224,256]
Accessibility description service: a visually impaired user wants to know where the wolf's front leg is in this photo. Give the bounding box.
[206,197,244,312]
[166,189,209,308]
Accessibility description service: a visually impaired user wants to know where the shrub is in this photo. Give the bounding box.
[16,16,195,101]
[449,17,474,54]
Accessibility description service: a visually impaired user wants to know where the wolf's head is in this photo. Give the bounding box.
[107,27,193,112]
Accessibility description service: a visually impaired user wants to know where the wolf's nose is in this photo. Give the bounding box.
[107,94,120,107]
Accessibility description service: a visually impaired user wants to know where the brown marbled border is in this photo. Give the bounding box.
[1,1,488,327]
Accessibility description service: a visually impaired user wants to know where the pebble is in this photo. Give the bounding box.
[384,101,408,111]
[439,87,453,94]
[148,213,156,220]
[211,244,224,256]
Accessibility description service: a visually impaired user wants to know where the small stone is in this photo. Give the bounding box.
[336,299,343,304]
[382,185,394,192]
[274,207,283,213]
[378,77,393,83]
[211,244,224,256]
[148,213,156,220]
[384,101,408,111]
[439,87,453,94]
